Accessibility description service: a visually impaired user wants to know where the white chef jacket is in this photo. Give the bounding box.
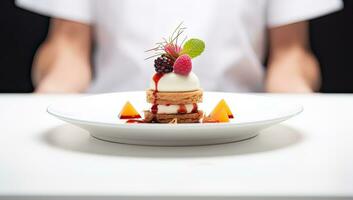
[17,0,342,93]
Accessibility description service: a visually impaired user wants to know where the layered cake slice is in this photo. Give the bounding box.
[144,23,205,123]
[144,71,203,123]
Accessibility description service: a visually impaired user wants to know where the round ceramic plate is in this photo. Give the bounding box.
[47,92,303,146]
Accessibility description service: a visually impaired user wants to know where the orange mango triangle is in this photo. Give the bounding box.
[119,101,141,119]
[209,99,234,119]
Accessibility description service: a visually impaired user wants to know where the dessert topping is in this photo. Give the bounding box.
[173,54,192,76]
[152,73,164,114]
[180,38,205,59]
[146,22,205,76]
[164,44,182,59]
[152,72,164,92]
[154,54,174,73]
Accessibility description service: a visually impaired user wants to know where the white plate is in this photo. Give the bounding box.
[47,92,303,146]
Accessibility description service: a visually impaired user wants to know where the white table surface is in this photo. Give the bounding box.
[0,94,353,199]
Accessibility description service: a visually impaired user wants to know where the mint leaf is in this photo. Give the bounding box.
[181,38,205,58]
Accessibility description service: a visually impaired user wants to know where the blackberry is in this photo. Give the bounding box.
[154,54,174,73]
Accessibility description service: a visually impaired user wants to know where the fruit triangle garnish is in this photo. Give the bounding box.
[209,99,234,119]
[119,101,141,119]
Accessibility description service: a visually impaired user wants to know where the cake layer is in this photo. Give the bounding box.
[144,110,203,123]
[146,89,203,105]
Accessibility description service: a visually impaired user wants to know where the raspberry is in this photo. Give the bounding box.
[154,54,174,73]
[173,54,192,76]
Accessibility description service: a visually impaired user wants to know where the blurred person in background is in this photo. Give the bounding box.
[0,0,48,93]
[16,0,342,93]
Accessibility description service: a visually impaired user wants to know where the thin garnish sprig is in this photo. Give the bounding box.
[145,22,188,60]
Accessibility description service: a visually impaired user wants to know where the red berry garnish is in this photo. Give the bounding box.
[173,54,192,76]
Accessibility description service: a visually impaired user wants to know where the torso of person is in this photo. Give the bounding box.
[88,0,268,93]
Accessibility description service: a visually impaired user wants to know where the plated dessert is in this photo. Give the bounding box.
[119,23,234,124]
[144,24,204,123]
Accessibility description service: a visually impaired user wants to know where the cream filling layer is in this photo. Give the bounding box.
[152,104,196,114]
